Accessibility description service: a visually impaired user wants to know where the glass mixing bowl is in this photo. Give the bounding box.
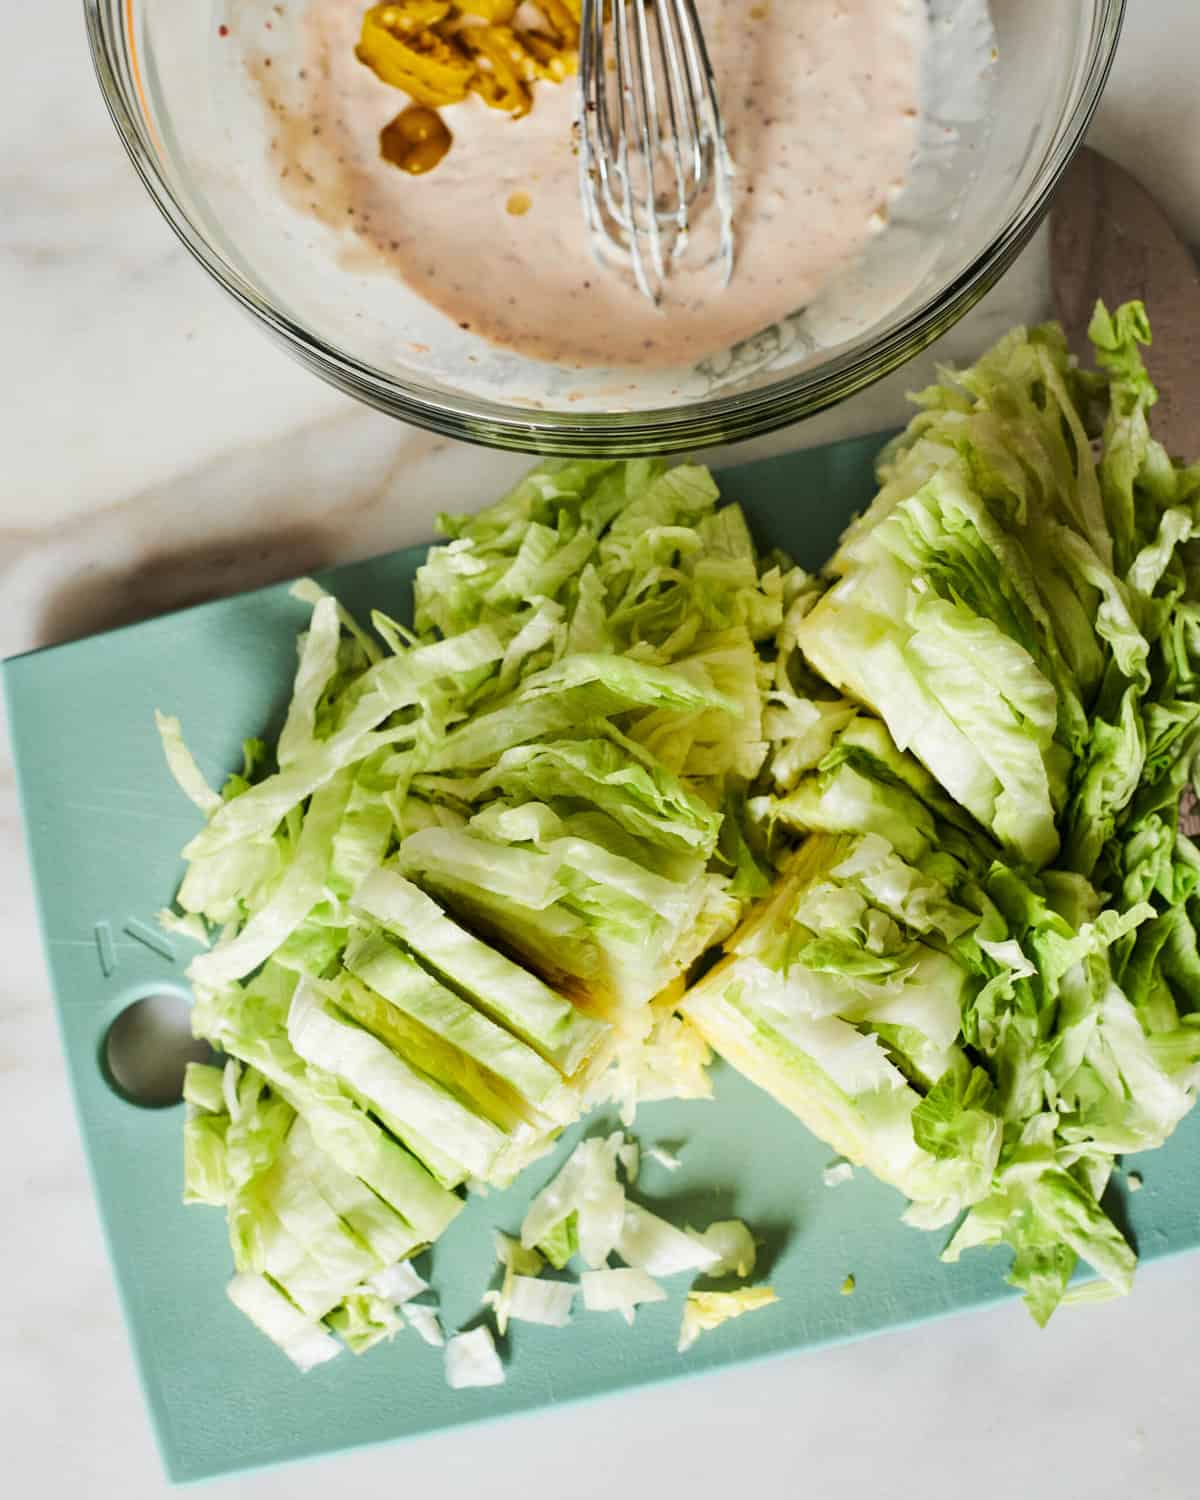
[85,0,1124,454]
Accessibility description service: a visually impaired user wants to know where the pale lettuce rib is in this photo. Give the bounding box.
[205,1023,462,1244]
[341,928,573,1118]
[352,868,606,1076]
[287,980,508,1184]
[280,1118,424,1267]
[244,1157,381,1317]
[226,1272,341,1371]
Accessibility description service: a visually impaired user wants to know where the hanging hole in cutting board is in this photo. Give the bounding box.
[103,989,214,1108]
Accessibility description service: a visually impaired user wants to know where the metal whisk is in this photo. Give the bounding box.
[578,0,735,304]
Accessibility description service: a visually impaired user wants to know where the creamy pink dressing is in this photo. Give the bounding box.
[255,0,925,370]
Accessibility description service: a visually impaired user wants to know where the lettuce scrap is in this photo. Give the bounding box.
[678,1288,778,1353]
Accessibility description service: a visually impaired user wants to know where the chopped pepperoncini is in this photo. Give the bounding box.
[458,0,518,19]
[355,4,476,107]
[357,0,582,172]
[380,104,455,173]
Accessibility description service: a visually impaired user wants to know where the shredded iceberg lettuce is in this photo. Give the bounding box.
[162,455,792,1365]
[161,303,1200,1364]
[684,303,1200,1324]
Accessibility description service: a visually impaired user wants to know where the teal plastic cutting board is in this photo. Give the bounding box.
[7,434,1200,1485]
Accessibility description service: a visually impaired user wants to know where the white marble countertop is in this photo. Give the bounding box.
[4,3,1200,1496]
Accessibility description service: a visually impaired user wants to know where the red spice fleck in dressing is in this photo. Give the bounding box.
[257,0,926,370]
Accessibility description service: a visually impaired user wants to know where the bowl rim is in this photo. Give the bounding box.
[84,0,1127,455]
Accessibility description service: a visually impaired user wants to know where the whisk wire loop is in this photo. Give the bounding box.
[578,0,734,304]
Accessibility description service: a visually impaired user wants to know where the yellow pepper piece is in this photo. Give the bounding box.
[380,104,455,174]
[460,25,537,116]
[358,0,583,170]
[520,27,579,84]
[358,0,580,112]
[457,0,519,20]
[356,4,475,108]
[536,0,582,38]
[382,0,455,28]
